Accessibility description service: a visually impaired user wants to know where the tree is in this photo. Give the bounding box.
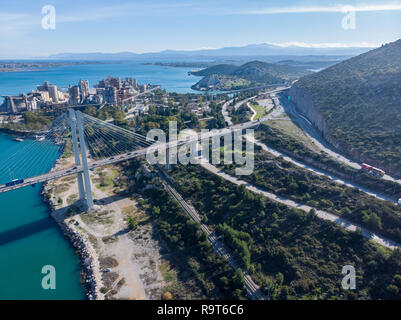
[363,212,382,230]
[127,216,138,230]
[152,206,161,217]
[233,269,245,288]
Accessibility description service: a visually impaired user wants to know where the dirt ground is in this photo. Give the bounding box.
[47,157,166,300]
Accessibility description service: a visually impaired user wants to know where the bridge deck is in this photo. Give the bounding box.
[0,118,263,193]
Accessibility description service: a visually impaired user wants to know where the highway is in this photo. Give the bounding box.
[246,134,396,204]
[3,86,400,209]
[200,161,401,251]
[157,167,267,300]
[210,84,287,96]
[222,88,400,205]
[222,87,289,126]
[0,116,266,194]
[281,95,401,186]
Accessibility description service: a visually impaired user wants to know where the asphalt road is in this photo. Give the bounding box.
[200,161,401,251]
[281,95,401,186]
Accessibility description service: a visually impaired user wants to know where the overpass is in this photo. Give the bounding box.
[0,107,267,300]
[0,109,265,201]
[208,84,288,95]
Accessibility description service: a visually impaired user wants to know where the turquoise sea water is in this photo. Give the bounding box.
[0,63,197,299]
[0,134,85,299]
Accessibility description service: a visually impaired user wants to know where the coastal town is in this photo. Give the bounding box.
[0,77,159,114]
[0,75,230,134]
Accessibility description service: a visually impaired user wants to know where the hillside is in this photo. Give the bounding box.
[290,39,401,176]
[191,64,239,76]
[191,61,311,91]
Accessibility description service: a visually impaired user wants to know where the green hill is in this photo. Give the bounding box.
[191,61,310,91]
[290,39,401,176]
[191,64,239,77]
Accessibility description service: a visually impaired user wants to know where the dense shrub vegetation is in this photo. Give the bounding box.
[124,160,247,299]
[192,61,311,91]
[169,164,401,299]
[223,145,401,243]
[0,111,53,132]
[292,40,401,176]
[257,124,401,198]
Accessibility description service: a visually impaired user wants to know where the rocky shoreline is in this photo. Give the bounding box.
[41,184,100,300]
[38,156,167,300]
[40,152,103,300]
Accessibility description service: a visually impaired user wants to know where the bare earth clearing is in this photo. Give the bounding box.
[46,156,166,300]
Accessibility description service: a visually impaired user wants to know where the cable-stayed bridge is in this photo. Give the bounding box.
[0,109,264,207]
[0,108,267,300]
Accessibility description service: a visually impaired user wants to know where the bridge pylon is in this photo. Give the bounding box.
[68,109,86,202]
[69,109,94,210]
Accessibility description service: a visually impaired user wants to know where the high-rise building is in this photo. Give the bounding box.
[37,81,50,92]
[125,77,137,89]
[104,87,117,104]
[68,85,81,105]
[110,77,122,89]
[48,85,59,103]
[79,80,89,102]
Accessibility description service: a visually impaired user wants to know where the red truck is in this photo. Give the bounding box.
[361,163,385,178]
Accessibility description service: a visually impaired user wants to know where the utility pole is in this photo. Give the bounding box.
[68,109,86,201]
[76,110,94,209]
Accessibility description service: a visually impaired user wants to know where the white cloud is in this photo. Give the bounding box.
[56,1,210,23]
[242,3,401,15]
[0,12,36,35]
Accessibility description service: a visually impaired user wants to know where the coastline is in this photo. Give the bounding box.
[41,157,103,300]
[0,127,46,137]
[42,155,166,300]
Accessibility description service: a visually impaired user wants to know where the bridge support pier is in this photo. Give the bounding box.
[76,111,94,210]
[68,109,86,201]
[68,109,94,210]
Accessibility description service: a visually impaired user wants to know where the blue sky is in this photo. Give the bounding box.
[0,0,400,58]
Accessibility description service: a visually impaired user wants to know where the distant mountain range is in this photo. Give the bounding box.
[290,39,401,176]
[48,43,375,62]
[191,60,311,91]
